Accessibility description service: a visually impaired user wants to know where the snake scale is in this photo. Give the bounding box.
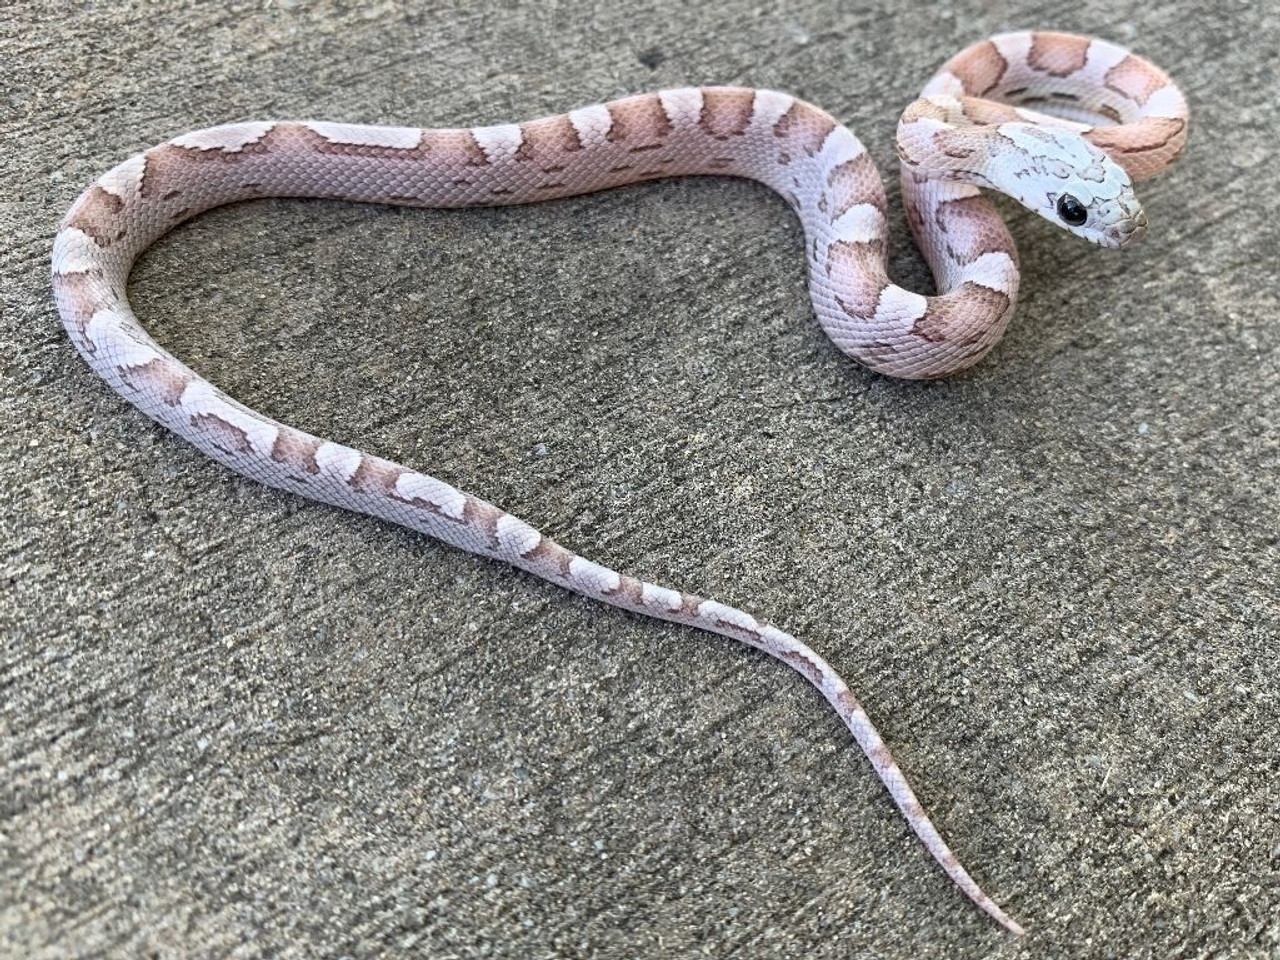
[53,31,1188,933]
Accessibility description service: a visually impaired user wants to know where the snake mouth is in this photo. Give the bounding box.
[1103,210,1149,247]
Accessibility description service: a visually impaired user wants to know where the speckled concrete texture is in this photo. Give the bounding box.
[3,2,1277,957]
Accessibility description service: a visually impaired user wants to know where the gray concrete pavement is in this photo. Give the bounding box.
[3,1,1277,957]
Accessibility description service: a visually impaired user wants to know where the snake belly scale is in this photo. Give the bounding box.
[52,31,1187,934]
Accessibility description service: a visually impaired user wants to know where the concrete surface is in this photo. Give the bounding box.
[3,1,1277,957]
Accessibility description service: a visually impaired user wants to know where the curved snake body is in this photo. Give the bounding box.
[52,32,1187,934]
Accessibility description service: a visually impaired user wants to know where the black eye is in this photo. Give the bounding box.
[1057,194,1088,226]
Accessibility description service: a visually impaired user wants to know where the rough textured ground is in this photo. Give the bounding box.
[3,2,1277,957]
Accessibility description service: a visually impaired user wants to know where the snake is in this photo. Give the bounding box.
[52,30,1188,934]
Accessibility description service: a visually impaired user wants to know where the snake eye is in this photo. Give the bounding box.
[1057,194,1088,226]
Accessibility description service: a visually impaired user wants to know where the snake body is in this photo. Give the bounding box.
[52,32,1187,933]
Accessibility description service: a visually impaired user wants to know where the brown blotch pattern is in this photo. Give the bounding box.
[824,153,883,220]
[1098,104,1125,125]
[462,498,504,543]
[190,413,254,456]
[945,40,1007,96]
[904,195,928,245]
[67,187,127,245]
[833,689,864,719]
[678,593,707,621]
[121,357,192,406]
[827,240,889,319]
[705,614,761,642]
[911,282,1010,344]
[699,88,756,140]
[954,98,1022,126]
[895,136,927,170]
[348,456,403,496]
[606,94,672,146]
[1086,116,1186,179]
[773,101,836,156]
[270,428,323,475]
[934,195,1016,266]
[1028,32,1092,78]
[291,125,424,159]
[139,142,250,202]
[614,575,647,608]
[1104,55,1166,106]
[52,271,109,343]
[933,128,978,161]
[901,98,951,124]
[421,129,489,166]
[777,649,824,686]
[516,114,582,161]
[523,538,575,579]
[865,742,893,767]
[147,124,290,190]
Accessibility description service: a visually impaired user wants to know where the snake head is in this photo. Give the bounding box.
[993,123,1147,247]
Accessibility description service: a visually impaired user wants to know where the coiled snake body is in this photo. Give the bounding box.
[53,31,1187,933]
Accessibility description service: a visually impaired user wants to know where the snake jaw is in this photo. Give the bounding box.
[1105,208,1149,247]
